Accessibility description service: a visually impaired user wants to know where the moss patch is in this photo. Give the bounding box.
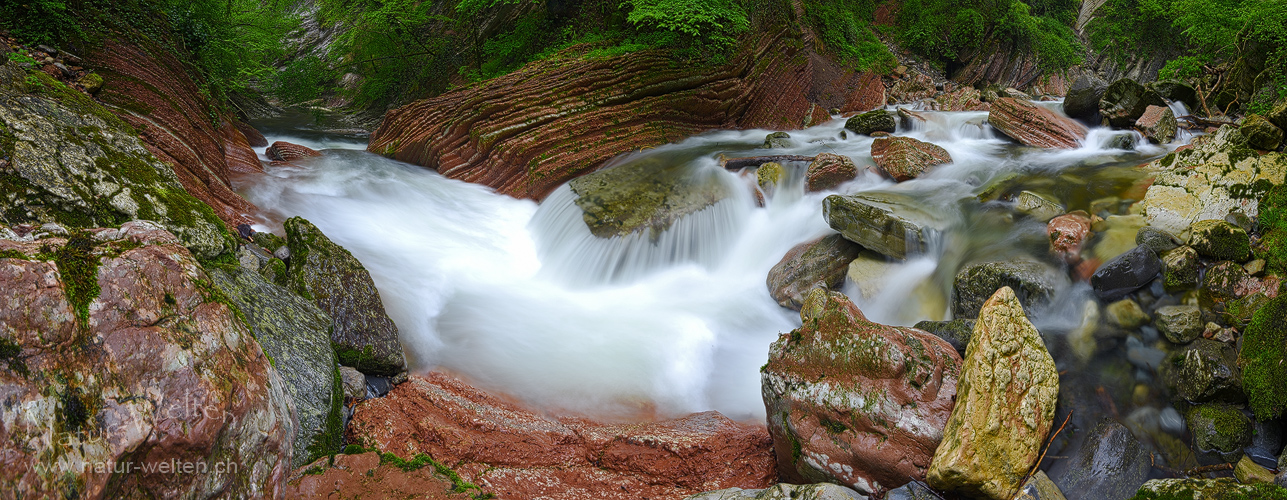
[50,232,101,324]
[1258,184,1287,274]
[0,336,29,377]
[1240,295,1287,420]
[339,445,493,499]
[304,365,345,463]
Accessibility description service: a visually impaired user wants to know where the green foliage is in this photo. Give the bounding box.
[1159,55,1206,81]
[620,0,749,49]
[0,0,82,46]
[803,0,896,72]
[897,0,1082,71]
[1241,295,1287,420]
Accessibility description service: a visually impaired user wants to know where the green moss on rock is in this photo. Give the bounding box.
[1240,295,1287,420]
[52,232,101,324]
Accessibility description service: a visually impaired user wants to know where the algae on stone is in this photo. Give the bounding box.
[569,159,733,240]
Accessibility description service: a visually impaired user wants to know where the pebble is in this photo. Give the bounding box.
[1158,407,1185,435]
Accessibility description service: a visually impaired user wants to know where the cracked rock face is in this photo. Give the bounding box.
[927,286,1059,500]
[0,222,293,498]
[762,289,961,497]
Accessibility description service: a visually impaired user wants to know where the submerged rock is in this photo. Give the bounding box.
[1106,299,1150,329]
[1091,245,1162,300]
[757,162,785,195]
[988,98,1088,149]
[805,153,859,192]
[1015,471,1068,500]
[927,287,1059,500]
[824,192,952,260]
[207,263,343,467]
[766,234,864,310]
[570,159,734,239]
[1099,79,1167,129]
[763,289,961,496]
[0,223,293,497]
[952,260,1068,318]
[844,110,896,136]
[870,136,952,182]
[1135,105,1177,144]
[1242,114,1284,151]
[686,483,868,500]
[1161,339,1244,403]
[1190,219,1252,262]
[1063,74,1109,120]
[1049,420,1150,500]
[1016,191,1064,222]
[1048,211,1092,262]
[285,217,406,376]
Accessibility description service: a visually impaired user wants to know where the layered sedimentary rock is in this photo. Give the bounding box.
[91,39,262,227]
[347,372,775,500]
[988,98,1087,149]
[368,30,884,200]
[870,136,952,181]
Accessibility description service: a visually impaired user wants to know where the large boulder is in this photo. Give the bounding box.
[1137,127,1287,237]
[952,260,1069,318]
[1161,339,1244,404]
[266,141,322,162]
[1188,403,1253,462]
[1090,245,1162,300]
[1241,296,1287,420]
[766,234,864,310]
[1049,420,1151,500]
[762,289,961,496]
[1242,115,1284,151]
[927,287,1059,500]
[1063,74,1109,119]
[570,159,734,239]
[844,110,896,136]
[1135,105,1177,144]
[823,192,952,260]
[0,61,230,258]
[870,136,952,182]
[686,483,868,500]
[285,217,406,376]
[1099,79,1167,129]
[207,263,343,467]
[0,222,294,497]
[989,98,1088,149]
[805,153,859,192]
[347,372,775,500]
[1149,80,1198,106]
[1190,219,1252,261]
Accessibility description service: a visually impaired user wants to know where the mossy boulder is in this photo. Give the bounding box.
[1129,478,1287,500]
[1187,403,1252,462]
[1241,115,1283,151]
[569,159,733,240]
[1240,295,1287,420]
[0,60,230,259]
[763,131,793,149]
[285,217,406,376]
[953,260,1068,318]
[756,162,785,194]
[1190,219,1252,262]
[1223,292,1272,329]
[1099,79,1167,129]
[1154,305,1203,344]
[1063,74,1109,119]
[1149,80,1198,107]
[844,110,896,136]
[206,263,343,467]
[824,192,952,260]
[913,319,976,354]
[1258,184,1287,274]
[1137,226,1183,254]
[870,136,952,182]
[1202,261,1252,305]
[1161,339,1244,404]
[805,153,859,192]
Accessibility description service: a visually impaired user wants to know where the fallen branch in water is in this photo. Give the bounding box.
[1150,453,1236,477]
[718,155,815,170]
[1024,410,1073,485]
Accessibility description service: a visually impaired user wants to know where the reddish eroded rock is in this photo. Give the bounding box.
[347,372,776,500]
[369,28,866,200]
[988,97,1088,149]
[236,120,270,147]
[286,452,483,499]
[266,141,323,162]
[762,289,961,497]
[1048,211,1092,263]
[870,136,952,181]
[951,39,1060,94]
[766,234,865,310]
[934,87,990,111]
[91,39,262,228]
[890,72,937,103]
[0,222,294,498]
[805,153,859,192]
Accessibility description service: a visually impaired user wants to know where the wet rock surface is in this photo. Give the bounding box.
[763,289,960,496]
[805,153,859,192]
[844,110,896,136]
[953,260,1068,318]
[824,192,953,260]
[1099,79,1167,129]
[1048,419,1150,500]
[0,223,293,497]
[1091,245,1162,300]
[1162,339,1244,403]
[1062,74,1108,120]
[1048,212,1092,262]
[285,217,406,376]
[766,234,864,310]
[988,98,1088,149]
[928,287,1059,500]
[570,159,734,238]
[1136,105,1177,144]
[347,372,775,500]
[266,140,323,162]
[870,136,952,182]
[686,483,868,500]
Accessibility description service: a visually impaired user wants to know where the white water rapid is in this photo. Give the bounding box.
[239,101,1194,421]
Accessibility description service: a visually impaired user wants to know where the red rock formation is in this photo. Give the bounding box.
[889,72,937,103]
[933,87,989,111]
[236,120,269,147]
[988,97,1088,149]
[1136,105,1178,144]
[368,27,888,200]
[347,372,776,500]
[287,452,482,499]
[267,141,323,162]
[91,39,262,228]
[805,152,859,192]
[0,222,293,498]
[870,136,953,181]
[1048,211,1092,263]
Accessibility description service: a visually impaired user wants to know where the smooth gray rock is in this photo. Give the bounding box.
[1050,420,1150,500]
[1155,305,1203,344]
[824,192,952,260]
[1091,245,1162,300]
[952,260,1068,318]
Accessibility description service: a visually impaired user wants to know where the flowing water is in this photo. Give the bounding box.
[237,102,1196,428]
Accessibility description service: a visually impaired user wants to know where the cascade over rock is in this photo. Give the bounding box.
[762,289,961,496]
[823,192,953,260]
[346,372,776,500]
[367,30,885,200]
[569,159,734,239]
[0,223,294,497]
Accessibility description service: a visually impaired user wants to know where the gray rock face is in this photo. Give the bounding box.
[913,319,976,353]
[207,264,343,467]
[285,217,406,376]
[1136,226,1182,254]
[1155,305,1203,344]
[1099,79,1167,129]
[0,61,229,258]
[952,260,1068,318]
[844,110,896,136]
[1063,75,1108,119]
[766,234,864,310]
[1149,80,1198,106]
[1162,339,1244,403]
[1050,420,1150,500]
[685,483,867,500]
[823,192,952,260]
[1091,245,1162,300]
